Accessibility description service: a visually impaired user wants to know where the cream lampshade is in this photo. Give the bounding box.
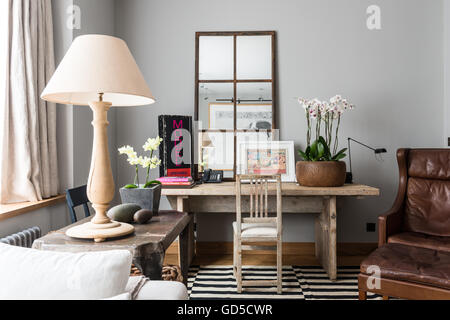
[41,34,155,242]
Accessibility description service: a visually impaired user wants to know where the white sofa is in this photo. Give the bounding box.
[0,243,188,300]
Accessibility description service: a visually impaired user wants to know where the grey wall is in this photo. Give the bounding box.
[53,0,74,192]
[445,0,450,145]
[114,0,445,243]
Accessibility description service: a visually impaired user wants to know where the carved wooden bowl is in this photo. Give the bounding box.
[296,161,346,187]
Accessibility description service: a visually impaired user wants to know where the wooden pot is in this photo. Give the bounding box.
[296,161,346,187]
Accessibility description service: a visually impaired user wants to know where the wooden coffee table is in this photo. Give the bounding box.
[32,210,192,285]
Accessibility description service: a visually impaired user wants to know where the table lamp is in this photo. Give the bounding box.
[346,137,387,184]
[41,34,155,242]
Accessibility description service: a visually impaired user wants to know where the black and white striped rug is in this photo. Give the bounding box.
[187,265,381,300]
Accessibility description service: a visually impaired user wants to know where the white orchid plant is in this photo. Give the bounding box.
[118,136,163,189]
[297,95,355,161]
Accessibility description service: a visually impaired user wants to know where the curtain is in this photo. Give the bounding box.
[0,0,58,203]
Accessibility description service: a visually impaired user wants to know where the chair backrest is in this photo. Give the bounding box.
[235,174,282,235]
[66,185,91,223]
[402,149,450,236]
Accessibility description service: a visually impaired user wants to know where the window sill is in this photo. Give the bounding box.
[0,195,66,222]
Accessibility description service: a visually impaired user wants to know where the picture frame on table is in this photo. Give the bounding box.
[198,131,235,178]
[198,131,274,179]
[237,140,296,182]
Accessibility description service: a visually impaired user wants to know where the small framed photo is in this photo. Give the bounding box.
[237,141,296,182]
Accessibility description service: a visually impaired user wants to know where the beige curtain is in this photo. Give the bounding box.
[0,0,58,203]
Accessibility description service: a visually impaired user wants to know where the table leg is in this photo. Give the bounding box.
[176,196,195,266]
[133,247,165,281]
[178,216,192,286]
[177,196,188,212]
[315,196,337,280]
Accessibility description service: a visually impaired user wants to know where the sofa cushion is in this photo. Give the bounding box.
[102,292,131,300]
[388,232,450,252]
[404,177,450,236]
[360,243,450,290]
[0,243,132,300]
[135,281,188,300]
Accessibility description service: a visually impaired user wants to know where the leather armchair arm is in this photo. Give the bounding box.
[378,207,403,247]
[378,149,409,247]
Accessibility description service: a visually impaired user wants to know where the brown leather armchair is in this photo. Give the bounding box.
[358,148,450,300]
[378,148,450,251]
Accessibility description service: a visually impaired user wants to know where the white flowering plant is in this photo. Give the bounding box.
[297,95,354,161]
[118,136,163,189]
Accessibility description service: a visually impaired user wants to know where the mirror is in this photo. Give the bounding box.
[199,36,233,80]
[198,83,234,129]
[236,82,272,130]
[236,35,272,79]
[195,31,276,180]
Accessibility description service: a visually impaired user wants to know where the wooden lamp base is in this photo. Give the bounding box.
[66,221,134,243]
[65,97,135,242]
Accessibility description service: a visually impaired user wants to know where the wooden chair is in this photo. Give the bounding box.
[233,174,283,294]
[66,185,91,223]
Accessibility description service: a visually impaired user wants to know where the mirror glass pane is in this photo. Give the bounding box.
[236,35,272,79]
[198,83,234,130]
[198,131,234,178]
[199,36,234,80]
[236,82,272,130]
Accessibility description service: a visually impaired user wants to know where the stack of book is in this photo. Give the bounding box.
[158,115,193,178]
[157,176,195,189]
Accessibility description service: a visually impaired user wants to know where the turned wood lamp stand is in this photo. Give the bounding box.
[65,95,134,242]
[41,35,155,242]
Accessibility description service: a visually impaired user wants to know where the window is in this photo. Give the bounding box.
[0,0,8,158]
[0,1,59,204]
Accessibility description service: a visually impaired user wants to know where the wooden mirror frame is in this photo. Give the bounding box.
[194,31,277,181]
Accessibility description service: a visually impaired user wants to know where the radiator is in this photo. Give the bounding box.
[0,227,41,248]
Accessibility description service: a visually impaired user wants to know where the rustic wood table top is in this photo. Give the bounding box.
[161,182,380,197]
[33,210,190,256]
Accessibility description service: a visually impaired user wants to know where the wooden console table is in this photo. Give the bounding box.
[32,211,192,285]
[162,183,379,280]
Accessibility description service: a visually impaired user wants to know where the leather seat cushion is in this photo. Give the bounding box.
[232,222,277,238]
[360,243,450,289]
[404,177,450,236]
[388,232,450,253]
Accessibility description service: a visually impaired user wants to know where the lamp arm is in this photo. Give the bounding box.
[347,138,377,152]
[346,138,387,184]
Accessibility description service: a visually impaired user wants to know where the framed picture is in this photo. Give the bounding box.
[237,141,296,182]
[198,131,235,178]
[209,103,272,129]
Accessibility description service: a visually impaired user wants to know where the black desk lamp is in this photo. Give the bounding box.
[346,138,387,184]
